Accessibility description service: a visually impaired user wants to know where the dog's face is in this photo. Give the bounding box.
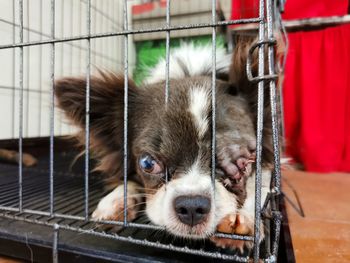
[132,77,243,238]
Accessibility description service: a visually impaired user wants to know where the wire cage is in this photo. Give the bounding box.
[0,0,289,262]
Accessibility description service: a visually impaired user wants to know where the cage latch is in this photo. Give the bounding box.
[246,38,278,83]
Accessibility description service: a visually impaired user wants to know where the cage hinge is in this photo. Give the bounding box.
[261,190,283,220]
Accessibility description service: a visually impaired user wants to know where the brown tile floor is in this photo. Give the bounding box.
[0,257,21,263]
[282,171,350,263]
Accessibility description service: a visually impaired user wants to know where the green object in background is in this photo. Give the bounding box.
[134,35,225,85]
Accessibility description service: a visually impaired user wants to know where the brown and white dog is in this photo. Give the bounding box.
[55,40,275,252]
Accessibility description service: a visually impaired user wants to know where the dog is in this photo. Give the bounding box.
[54,39,276,252]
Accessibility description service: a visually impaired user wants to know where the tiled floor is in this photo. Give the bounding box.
[0,257,20,263]
[282,171,350,263]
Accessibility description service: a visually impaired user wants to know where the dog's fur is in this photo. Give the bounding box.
[55,39,276,250]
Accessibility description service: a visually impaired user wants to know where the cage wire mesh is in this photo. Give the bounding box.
[0,0,286,262]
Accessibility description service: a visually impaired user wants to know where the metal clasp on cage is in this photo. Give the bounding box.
[246,38,278,83]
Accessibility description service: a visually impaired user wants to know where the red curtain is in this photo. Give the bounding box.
[283,24,350,172]
[282,0,350,172]
[231,0,350,172]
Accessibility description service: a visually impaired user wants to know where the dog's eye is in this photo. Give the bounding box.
[139,154,163,174]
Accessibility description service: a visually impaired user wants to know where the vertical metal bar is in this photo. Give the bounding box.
[62,0,73,136]
[38,0,43,136]
[60,0,64,75]
[52,224,59,263]
[105,1,109,68]
[78,0,82,73]
[266,0,281,194]
[123,0,129,226]
[84,0,91,220]
[62,0,74,136]
[272,212,282,256]
[165,0,170,105]
[93,0,97,67]
[164,0,170,184]
[253,0,266,261]
[11,0,16,138]
[99,1,103,66]
[49,0,56,216]
[211,0,217,187]
[111,0,115,70]
[103,0,106,67]
[25,0,30,137]
[57,0,65,134]
[267,0,282,259]
[18,0,24,212]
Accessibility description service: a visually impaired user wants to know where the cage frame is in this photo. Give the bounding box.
[0,0,287,262]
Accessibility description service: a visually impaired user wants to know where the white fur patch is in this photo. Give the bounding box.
[144,43,231,84]
[189,87,210,138]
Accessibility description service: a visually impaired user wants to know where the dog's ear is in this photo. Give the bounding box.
[229,34,284,94]
[55,72,138,179]
[229,35,259,96]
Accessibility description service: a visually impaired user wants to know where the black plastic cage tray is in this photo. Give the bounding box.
[0,137,295,262]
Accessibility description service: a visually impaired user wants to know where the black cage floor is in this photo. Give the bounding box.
[0,138,293,262]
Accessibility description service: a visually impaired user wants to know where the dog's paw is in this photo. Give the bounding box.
[216,133,256,194]
[92,182,142,222]
[211,214,255,253]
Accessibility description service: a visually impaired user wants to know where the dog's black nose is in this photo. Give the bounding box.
[174,195,211,226]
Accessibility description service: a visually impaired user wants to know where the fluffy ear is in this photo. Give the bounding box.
[55,72,138,179]
[229,35,262,98]
[229,34,285,96]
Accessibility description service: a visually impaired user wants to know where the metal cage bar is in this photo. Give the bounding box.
[210,0,217,188]
[123,0,129,226]
[49,0,56,217]
[0,19,261,50]
[11,1,16,138]
[253,0,266,261]
[164,0,170,183]
[84,0,91,221]
[18,0,24,213]
[52,223,59,263]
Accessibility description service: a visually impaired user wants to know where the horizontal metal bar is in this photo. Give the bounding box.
[0,85,49,94]
[0,212,249,262]
[0,206,254,241]
[284,14,350,29]
[0,18,261,50]
[0,17,123,65]
[230,14,350,32]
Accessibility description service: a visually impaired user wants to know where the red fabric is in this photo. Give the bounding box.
[230,0,348,20]
[230,0,259,20]
[283,0,348,19]
[283,24,350,172]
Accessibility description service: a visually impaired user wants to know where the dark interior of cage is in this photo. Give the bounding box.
[0,137,292,262]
